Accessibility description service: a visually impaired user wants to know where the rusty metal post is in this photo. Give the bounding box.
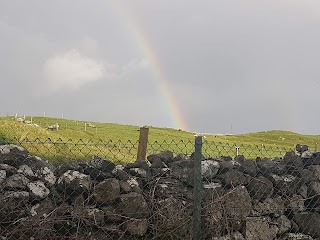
[136,127,149,161]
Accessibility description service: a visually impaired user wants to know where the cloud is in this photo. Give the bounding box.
[43,49,106,92]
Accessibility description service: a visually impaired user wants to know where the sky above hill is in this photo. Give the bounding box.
[1,1,320,134]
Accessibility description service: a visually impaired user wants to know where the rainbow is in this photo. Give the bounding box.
[110,3,188,131]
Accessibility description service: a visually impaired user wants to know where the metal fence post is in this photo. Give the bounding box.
[193,136,202,240]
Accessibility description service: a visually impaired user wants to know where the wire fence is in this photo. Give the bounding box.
[1,136,319,239]
[2,137,292,165]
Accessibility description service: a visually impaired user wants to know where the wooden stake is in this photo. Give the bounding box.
[136,127,149,161]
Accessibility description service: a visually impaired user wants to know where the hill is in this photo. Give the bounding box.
[0,116,319,163]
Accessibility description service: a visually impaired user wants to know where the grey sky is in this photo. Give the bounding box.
[1,1,320,134]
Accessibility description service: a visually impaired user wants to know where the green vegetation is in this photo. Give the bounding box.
[1,116,319,163]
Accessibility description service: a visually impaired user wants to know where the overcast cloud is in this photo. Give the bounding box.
[0,0,320,134]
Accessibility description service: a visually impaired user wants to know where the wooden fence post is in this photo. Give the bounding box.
[136,127,149,161]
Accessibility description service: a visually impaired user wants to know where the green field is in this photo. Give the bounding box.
[0,116,319,164]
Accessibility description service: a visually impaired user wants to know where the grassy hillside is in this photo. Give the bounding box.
[1,116,319,163]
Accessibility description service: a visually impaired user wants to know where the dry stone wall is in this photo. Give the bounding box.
[0,144,320,239]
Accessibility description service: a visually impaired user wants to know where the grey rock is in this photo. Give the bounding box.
[4,173,30,189]
[307,181,320,207]
[83,166,113,181]
[287,194,305,213]
[57,170,92,195]
[119,192,149,218]
[84,208,105,226]
[201,160,220,180]
[246,176,274,200]
[173,153,190,162]
[245,216,278,240]
[17,164,36,179]
[219,186,253,220]
[212,231,245,240]
[0,164,17,176]
[119,181,132,193]
[112,166,130,181]
[27,180,50,199]
[253,197,284,217]
[122,218,148,236]
[257,157,286,175]
[294,212,320,238]
[91,155,116,173]
[128,168,148,178]
[296,144,309,153]
[268,174,300,196]
[308,165,320,181]
[236,159,257,176]
[276,215,292,235]
[0,170,6,184]
[149,157,168,168]
[93,178,120,205]
[125,160,149,172]
[219,169,247,187]
[101,205,122,222]
[148,151,174,164]
[280,233,314,240]
[0,144,27,155]
[30,198,54,217]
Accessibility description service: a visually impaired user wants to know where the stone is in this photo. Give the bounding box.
[245,216,278,240]
[125,160,150,172]
[84,208,105,226]
[294,212,320,238]
[112,166,130,181]
[57,170,92,195]
[123,218,148,236]
[4,173,30,189]
[154,197,192,238]
[0,145,28,164]
[148,151,174,164]
[27,180,50,199]
[173,153,191,162]
[0,191,30,224]
[119,192,149,218]
[201,160,220,180]
[236,159,257,176]
[128,168,148,178]
[0,170,6,184]
[171,164,194,186]
[256,157,286,175]
[296,144,309,153]
[308,165,320,181]
[83,166,113,181]
[253,197,284,217]
[17,164,36,179]
[280,233,314,240]
[203,182,224,200]
[276,215,292,235]
[283,153,304,175]
[0,163,17,176]
[150,167,171,176]
[91,155,116,173]
[267,174,300,196]
[93,178,120,205]
[303,151,320,166]
[246,176,274,200]
[212,231,245,240]
[119,181,132,193]
[307,181,320,207]
[35,166,56,186]
[101,205,122,222]
[219,169,247,187]
[150,157,168,168]
[30,198,55,217]
[127,178,142,193]
[287,194,305,213]
[218,186,253,220]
